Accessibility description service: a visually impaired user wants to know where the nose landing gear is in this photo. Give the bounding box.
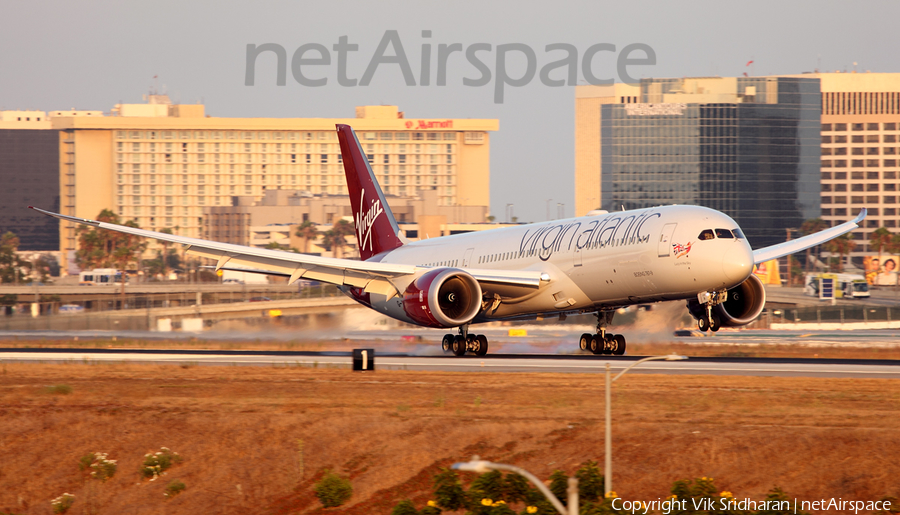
[694,290,725,332]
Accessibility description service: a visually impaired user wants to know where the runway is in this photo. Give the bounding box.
[2,347,899,378]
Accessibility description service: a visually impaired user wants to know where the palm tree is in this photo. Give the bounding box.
[800,218,829,271]
[322,230,346,258]
[326,220,356,259]
[295,221,319,254]
[826,233,857,272]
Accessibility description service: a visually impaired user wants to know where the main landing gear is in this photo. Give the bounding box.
[579,311,627,355]
[441,325,489,357]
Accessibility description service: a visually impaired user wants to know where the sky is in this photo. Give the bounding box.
[2,0,899,223]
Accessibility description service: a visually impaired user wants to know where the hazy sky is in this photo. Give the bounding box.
[2,0,898,222]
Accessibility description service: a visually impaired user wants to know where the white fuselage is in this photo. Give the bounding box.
[352,205,754,325]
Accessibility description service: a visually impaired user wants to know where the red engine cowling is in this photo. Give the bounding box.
[688,273,766,327]
[402,268,483,328]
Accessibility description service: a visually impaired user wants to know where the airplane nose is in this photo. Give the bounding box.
[723,243,754,284]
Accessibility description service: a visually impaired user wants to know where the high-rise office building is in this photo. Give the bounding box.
[575,77,821,249]
[0,111,59,251]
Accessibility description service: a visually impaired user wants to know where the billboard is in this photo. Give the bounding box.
[753,259,782,285]
[863,255,899,286]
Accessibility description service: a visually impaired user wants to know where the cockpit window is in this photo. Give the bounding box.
[715,228,734,239]
[733,228,745,239]
[698,229,715,240]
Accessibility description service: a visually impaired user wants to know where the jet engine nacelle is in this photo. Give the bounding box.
[402,268,483,328]
[688,273,766,327]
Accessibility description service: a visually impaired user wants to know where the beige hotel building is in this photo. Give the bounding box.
[51,99,497,269]
[809,72,900,253]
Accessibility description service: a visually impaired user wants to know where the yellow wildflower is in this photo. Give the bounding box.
[427,500,437,507]
[527,507,538,514]
[720,491,733,498]
[482,498,493,506]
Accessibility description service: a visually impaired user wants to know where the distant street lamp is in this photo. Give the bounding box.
[604,355,687,495]
[452,456,579,515]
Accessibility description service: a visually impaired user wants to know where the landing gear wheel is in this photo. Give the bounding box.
[709,313,721,332]
[441,334,454,353]
[697,315,710,332]
[474,335,489,356]
[612,335,627,355]
[602,334,615,355]
[589,335,601,354]
[579,333,592,352]
[451,335,467,356]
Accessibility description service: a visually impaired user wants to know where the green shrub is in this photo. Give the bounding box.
[164,480,186,498]
[50,493,74,514]
[433,468,467,511]
[575,460,603,503]
[390,499,419,515]
[140,447,182,481]
[45,384,72,395]
[314,471,353,508]
[502,473,530,504]
[548,470,568,506]
[78,452,117,481]
[469,470,504,504]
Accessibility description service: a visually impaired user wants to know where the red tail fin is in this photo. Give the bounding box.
[336,124,405,260]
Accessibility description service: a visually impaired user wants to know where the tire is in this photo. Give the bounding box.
[602,334,614,354]
[613,335,627,355]
[709,313,721,332]
[589,335,601,354]
[474,335,489,356]
[579,333,592,351]
[452,335,467,356]
[697,315,709,332]
[441,334,454,353]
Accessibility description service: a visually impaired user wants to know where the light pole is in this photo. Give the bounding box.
[604,355,687,496]
[452,456,579,515]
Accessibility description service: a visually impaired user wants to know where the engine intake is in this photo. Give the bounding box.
[688,273,766,327]
[402,268,482,328]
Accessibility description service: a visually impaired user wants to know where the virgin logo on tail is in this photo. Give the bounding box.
[356,189,384,253]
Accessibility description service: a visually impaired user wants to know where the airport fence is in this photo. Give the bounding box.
[765,305,900,329]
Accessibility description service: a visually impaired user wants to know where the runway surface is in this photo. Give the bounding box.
[2,347,899,378]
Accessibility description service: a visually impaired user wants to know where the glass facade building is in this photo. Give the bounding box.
[598,77,821,248]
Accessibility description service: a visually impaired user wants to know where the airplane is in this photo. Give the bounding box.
[32,124,865,357]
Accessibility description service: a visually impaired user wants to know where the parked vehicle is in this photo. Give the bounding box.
[78,268,127,285]
[804,273,870,299]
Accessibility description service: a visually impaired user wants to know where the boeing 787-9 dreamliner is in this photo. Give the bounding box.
[32,124,865,356]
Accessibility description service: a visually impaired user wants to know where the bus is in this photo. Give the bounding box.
[78,268,127,286]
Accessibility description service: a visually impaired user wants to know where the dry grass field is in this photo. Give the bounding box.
[0,361,898,514]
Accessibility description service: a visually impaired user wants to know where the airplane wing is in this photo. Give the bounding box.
[30,206,543,295]
[751,209,866,265]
